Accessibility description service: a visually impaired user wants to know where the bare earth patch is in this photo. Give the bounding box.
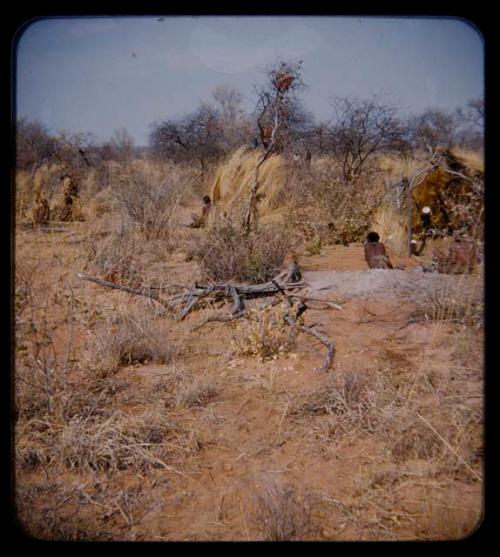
[14,221,484,541]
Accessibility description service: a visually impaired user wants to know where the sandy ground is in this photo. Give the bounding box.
[14,220,484,541]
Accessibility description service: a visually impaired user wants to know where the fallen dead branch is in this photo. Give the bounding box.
[273,279,335,372]
[77,271,310,320]
[77,269,337,371]
[300,323,336,373]
[76,273,176,312]
[192,310,247,331]
[289,295,343,311]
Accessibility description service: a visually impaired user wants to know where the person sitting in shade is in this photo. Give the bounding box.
[189,195,212,228]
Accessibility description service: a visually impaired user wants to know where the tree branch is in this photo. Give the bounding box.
[76,273,175,311]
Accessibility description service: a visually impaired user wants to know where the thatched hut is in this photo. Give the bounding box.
[372,149,484,257]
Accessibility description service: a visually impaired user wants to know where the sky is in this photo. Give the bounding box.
[15,16,484,146]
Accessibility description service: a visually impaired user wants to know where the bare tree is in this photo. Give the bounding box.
[328,96,408,183]
[110,127,135,162]
[212,84,244,122]
[95,141,115,162]
[239,59,307,235]
[16,118,56,173]
[407,108,458,154]
[149,118,187,160]
[50,130,95,172]
[463,97,484,128]
[212,84,254,151]
[254,59,306,154]
[304,122,336,154]
[149,103,225,180]
[454,98,484,150]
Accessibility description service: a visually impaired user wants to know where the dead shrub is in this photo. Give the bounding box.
[59,408,181,472]
[291,370,369,418]
[409,276,483,327]
[112,163,182,241]
[289,369,410,438]
[231,303,298,362]
[173,376,217,409]
[161,366,217,409]
[250,478,312,541]
[84,314,175,376]
[85,186,115,219]
[15,481,125,541]
[83,222,147,286]
[31,195,51,224]
[14,262,36,323]
[192,221,291,283]
[285,161,384,244]
[15,286,63,422]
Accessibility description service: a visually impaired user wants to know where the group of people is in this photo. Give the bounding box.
[363,226,477,275]
[190,196,477,275]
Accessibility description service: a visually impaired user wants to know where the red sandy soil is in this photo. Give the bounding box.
[14,222,484,541]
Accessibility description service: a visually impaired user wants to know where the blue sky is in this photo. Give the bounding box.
[15,16,484,146]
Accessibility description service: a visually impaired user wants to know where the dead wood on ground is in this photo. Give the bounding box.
[77,266,339,372]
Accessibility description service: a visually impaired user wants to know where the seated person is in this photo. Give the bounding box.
[364,231,394,269]
[433,230,476,274]
[190,195,212,228]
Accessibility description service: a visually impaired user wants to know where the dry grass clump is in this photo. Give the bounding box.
[31,194,51,224]
[388,407,482,484]
[14,261,37,322]
[16,170,33,221]
[231,303,298,362]
[84,186,116,219]
[83,221,147,285]
[409,275,483,327]
[161,366,218,409]
[173,377,217,409]
[289,366,447,443]
[210,146,286,223]
[17,407,185,473]
[389,419,444,463]
[15,287,67,423]
[84,313,176,377]
[285,159,385,245]
[112,162,182,241]
[58,408,181,472]
[16,164,68,222]
[249,478,312,541]
[371,204,408,257]
[15,479,150,540]
[289,369,378,434]
[16,321,182,474]
[192,221,292,283]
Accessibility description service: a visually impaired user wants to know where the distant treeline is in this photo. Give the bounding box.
[16,59,484,176]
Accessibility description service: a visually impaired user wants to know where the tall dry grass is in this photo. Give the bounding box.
[210,146,287,226]
[14,252,185,480]
[282,155,386,245]
[371,204,409,257]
